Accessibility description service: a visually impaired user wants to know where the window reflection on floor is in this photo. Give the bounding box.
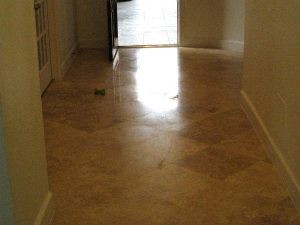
[117,0,178,46]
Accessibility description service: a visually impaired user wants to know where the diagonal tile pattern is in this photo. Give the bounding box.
[43,48,300,225]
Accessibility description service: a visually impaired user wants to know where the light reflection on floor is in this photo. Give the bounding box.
[135,48,179,112]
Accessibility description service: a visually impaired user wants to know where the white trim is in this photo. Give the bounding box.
[180,37,244,52]
[34,191,55,225]
[180,37,222,49]
[177,0,181,47]
[241,90,300,213]
[221,40,244,52]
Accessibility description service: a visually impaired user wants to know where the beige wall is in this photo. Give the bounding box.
[0,101,14,225]
[180,0,224,47]
[76,0,108,48]
[51,0,78,78]
[222,0,245,51]
[180,0,245,52]
[242,0,300,211]
[74,0,244,51]
[0,1,53,225]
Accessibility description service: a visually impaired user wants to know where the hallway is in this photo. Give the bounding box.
[43,48,299,224]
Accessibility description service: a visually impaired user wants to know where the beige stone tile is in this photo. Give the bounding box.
[215,129,269,161]
[121,133,208,164]
[132,111,193,132]
[43,48,299,225]
[176,107,252,145]
[176,145,258,180]
[132,164,219,205]
[92,121,160,147]
[177,162,298,225]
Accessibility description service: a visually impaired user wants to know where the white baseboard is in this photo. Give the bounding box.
[180,37,222,49]
[180,37,244,52]
[34,191,55,225]
[79,39,107,49]
[60,43,78,79]
[221,40,244,52]
[241,90,300,213]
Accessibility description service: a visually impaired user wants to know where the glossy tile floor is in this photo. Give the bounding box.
[117,0,177,46]
[43,48,300,225]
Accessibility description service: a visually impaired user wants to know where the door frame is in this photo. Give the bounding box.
[39,0,61,81]
[107,0,119,61]
[177,0,181,46]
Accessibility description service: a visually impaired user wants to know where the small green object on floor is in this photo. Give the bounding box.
[94,88,106,96]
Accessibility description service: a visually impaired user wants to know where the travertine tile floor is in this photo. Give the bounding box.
[118,0,177,46]
[43,48,300,225]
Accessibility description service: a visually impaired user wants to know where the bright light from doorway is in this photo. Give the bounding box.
[118,0,178,46]
[135,48,179,112]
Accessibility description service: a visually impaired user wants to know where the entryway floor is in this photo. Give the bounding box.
[118,0,177,46]
[43,48,300,225]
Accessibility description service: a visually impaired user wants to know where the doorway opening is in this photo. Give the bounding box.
[117,0,178,47]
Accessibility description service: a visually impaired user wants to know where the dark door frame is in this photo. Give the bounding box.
[107,0,119,61]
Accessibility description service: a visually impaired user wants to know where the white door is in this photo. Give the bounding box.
[34,0,52,94]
